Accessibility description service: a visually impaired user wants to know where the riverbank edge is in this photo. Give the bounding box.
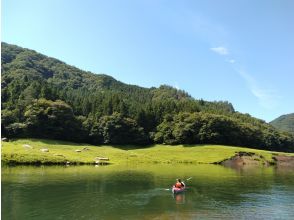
[3,154,294,167]
[213,152,294,167]
[2,138,294,166]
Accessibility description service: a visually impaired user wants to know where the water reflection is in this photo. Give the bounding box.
[173,193,185,205]
[2,164,294,219]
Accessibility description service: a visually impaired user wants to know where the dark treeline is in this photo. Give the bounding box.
[1,42,294,152]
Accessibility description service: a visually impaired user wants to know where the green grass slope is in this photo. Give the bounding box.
[2,139,292,165]
[270,113,294,135]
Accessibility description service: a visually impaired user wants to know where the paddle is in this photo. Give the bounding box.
[182,177,192,188]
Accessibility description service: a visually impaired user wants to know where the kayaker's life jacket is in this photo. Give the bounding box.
[175,182,183,188]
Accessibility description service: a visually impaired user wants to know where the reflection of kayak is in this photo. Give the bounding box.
[172,186,185,194]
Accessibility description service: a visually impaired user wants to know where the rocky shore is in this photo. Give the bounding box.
[217,152,294,167]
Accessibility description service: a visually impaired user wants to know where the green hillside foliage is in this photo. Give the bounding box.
[270,113,294,135]
[1,42,294,151]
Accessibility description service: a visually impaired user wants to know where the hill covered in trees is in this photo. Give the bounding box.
[2,42,294,152]
[270,113,294,135]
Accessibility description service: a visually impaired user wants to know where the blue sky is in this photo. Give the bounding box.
[2,0,294,122]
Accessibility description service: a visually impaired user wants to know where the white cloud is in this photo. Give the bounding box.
[251,88,278,109]
[166,7,278,111]
[210,46,229,55]
[236,69,279,109]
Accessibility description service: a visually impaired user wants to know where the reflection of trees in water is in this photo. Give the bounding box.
[190,177,268,205]
[3,165,294,219]
[273,166,294,186]
[187,165,294,208]
[101,170,155,193]
[2,168,156,219]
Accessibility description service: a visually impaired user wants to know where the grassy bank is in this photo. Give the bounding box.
[1,139,293,165]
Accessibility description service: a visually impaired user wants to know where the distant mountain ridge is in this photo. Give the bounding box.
[1,42,294,152]
[270,113,294,135]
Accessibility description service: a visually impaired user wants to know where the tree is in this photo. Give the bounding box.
[24,99,84,141]
[2,42,294,151]
[95,112,148,145]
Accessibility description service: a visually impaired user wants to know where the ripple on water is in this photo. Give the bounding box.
[2,164,294,220]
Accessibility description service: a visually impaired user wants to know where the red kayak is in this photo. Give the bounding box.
[172,186,185,194]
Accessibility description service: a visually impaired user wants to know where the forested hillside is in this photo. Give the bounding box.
[270,113,294,135]
[2,42,294,152]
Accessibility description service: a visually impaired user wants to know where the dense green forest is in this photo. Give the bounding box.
[1,42,294,152]
[270,113,294,135]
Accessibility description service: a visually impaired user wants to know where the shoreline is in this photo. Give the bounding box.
[2,138,294,166]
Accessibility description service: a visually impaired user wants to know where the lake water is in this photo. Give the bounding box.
[2,164,294,219]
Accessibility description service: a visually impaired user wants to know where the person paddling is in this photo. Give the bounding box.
[174,178,185,188]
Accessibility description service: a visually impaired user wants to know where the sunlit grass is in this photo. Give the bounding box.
[1,138,293,165]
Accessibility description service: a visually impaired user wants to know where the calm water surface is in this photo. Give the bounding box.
[2,164,294,219]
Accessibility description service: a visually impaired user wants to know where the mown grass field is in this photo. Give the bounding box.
[1,138,293,165]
